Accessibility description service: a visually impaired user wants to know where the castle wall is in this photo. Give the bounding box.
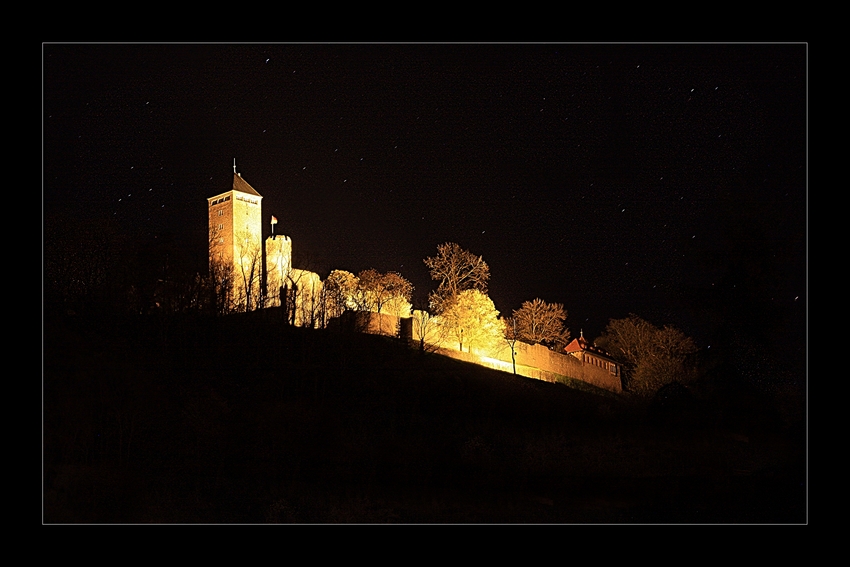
[289,269,323,328]
[208,193,234,269]
[413,323,622,393]
[497,341,622,392]
[265,235,293,308]
[329,311,402,337]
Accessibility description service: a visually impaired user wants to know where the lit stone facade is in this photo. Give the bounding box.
[208,172,264,312]
[287,269,323,327]
[265,234,293,308]
[265,235,324,327]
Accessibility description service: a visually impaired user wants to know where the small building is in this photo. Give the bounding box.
[564,331,621,378]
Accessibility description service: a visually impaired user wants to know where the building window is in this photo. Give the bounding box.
[218,223,224,230]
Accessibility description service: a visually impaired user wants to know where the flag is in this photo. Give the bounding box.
[271,215,278,225]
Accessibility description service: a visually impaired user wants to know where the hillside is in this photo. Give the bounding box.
[43,310,806,523]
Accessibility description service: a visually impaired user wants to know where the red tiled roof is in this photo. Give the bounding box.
[564,336,617,362]
[564,336,589,353]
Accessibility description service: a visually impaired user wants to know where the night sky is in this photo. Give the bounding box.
[43,43,807,364]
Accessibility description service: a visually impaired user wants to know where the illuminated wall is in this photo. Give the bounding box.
[411,322,623,393]
[265,235,293,308]
[289,268,323,328]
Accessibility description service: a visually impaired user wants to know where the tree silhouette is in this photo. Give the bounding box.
[44,212,126,314]
[502,316,519,375]
[597,314,697,396]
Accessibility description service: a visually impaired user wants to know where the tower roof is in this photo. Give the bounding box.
[232,172,262,197]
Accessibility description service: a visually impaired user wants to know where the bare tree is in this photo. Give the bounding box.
[597,314,698,396]
[235,230,263,312]
[424,242,490,314]
[281,268,323,327]
[377,272,413,337]
[354,269,414,334]
[512,298,571,351]
[349,270,375,313]
[323,269,359,320]
[380,272,414,316]
[412,308,437,352]
[207,224,235,315]
[502,316,519,375]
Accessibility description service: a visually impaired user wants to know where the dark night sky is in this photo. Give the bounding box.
[43,43,807,361]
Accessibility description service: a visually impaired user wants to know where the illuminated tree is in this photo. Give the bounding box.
[287,269,323,328]
[597,314,698,396]
[408,295,439,353]
[323,269,359,320]
[354,269,414,334]
[350,269,377,312]
[512,298,571,351]
[378,272,414,316]
[439,289,502,354]
[424,242,490,314]
[412,308,437,353]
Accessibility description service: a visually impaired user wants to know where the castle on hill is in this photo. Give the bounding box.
[207,163,321,325]
[207,164,622,392]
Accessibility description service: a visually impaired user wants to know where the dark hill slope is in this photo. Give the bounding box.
[44,311,805,523]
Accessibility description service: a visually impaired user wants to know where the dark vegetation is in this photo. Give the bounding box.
[44,308,805,523]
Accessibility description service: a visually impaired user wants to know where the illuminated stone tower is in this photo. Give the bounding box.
[208,164,263,311]
[265,234,293,308]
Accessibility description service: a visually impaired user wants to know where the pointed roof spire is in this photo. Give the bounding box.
[233,158,237,174]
